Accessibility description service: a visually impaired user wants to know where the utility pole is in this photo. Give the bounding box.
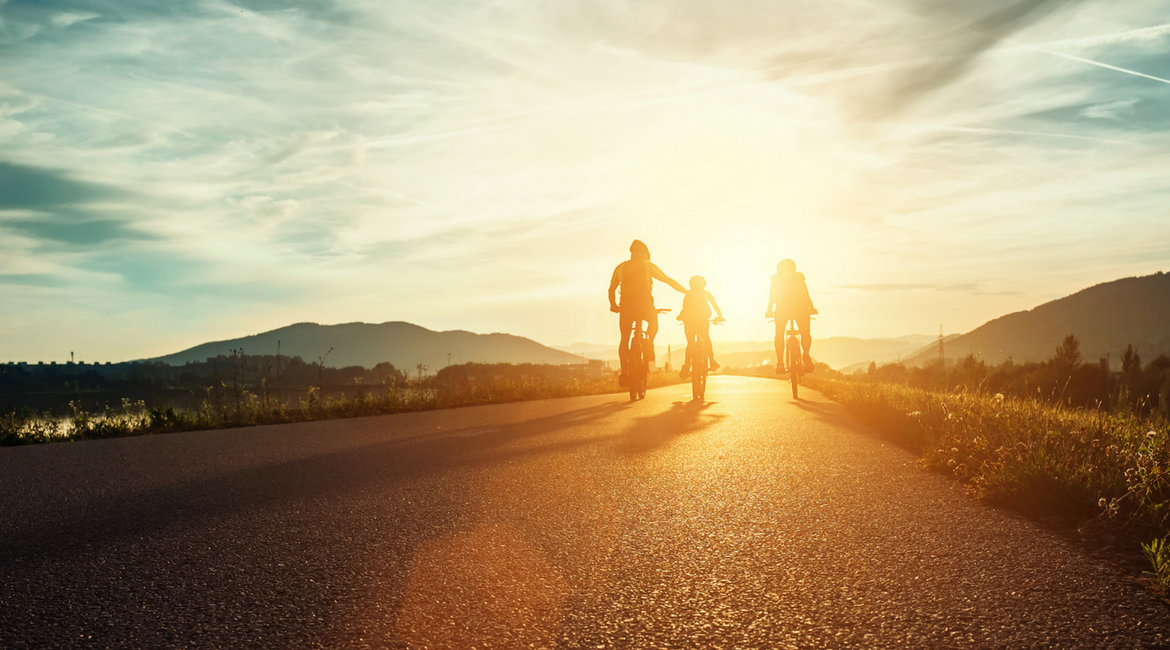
[938,325,945,368]
[317,347,333,391]
[276,340,283,405]
[666,344,672,373]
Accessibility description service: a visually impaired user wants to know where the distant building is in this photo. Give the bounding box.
[564,358,608,379]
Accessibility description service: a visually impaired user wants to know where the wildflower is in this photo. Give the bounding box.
[951,447,959,454]
[908,411,922,417]
[1099,498,1108,508]
[1147,431,1158,440]
[947,458,957,468]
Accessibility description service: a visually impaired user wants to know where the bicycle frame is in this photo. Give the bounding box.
[623,309,670,401]
[683,318,722,401]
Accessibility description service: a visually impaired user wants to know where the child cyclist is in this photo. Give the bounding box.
[678,276,724,380]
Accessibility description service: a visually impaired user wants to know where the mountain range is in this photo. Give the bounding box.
[143,271,1170,373]
[145,322,583,370]
[903,271,1170,368]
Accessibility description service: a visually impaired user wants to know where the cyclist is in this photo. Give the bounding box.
[609,239,687,387]
[765,259,817,373]
[678,276,724,380]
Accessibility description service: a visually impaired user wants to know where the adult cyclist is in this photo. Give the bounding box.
[765,259,817,373]
[609,239,687,387]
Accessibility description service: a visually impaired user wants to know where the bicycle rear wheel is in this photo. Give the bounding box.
[786,334,800,399]
[692,356,706,400]
[628,337,641,400]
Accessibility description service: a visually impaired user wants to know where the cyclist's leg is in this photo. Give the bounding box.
[774,320,784,373]
[697,320,717,370]
[797,314,813,370]
[645,308,659,362]
[618,311,634,380]
[681,324,695,378]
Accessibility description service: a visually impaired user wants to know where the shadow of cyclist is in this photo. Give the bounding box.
[615,400,726,455]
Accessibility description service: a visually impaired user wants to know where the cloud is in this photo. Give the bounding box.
[0,273,65,287]
[2,216,155,245]
[837,283,986,293]
[1082,98,1138,119]
[50,12,98,27]
[0,161,126,209]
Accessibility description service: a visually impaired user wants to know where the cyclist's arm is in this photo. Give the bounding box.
[800,278,817,314]
[708,292,724,319]
[765,280,777,316]
[649,264,686,293]
[608,265,622,312]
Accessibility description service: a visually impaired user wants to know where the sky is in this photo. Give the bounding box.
[2,0,1170,363]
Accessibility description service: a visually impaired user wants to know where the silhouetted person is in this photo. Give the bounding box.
[766,259,817,373]
[609,239,686,386]
[678,276,724,380]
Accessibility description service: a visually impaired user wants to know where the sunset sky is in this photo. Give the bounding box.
[2,0,1169,362]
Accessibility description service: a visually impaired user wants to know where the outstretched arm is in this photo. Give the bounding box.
[608,265,621,312]
[650,264,687,293]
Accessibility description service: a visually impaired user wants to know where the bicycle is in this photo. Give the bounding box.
[684,317,724,401]
[783,318,803,399]
[625,308,670,401]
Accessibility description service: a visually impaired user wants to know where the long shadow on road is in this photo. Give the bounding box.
[616,400,726,455]
[0,400,638,567]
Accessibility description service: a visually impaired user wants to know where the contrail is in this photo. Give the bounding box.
[21,90,202,140]
[1021,22,1170,50]
[1028,46,1170,85]
[900,124,1135,146]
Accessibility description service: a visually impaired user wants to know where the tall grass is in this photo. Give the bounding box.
[0,372,684,447]
[808,377,1170,588]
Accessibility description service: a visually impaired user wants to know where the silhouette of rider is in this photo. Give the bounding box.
[766,259,817,373]
[609,240,686,386]
[678,275,724,380]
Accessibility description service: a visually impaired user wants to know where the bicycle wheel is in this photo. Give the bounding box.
[786,334,800,399]
[692,356,705,400]
[628,337,641,401]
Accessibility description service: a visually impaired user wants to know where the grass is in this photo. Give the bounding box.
[805,376,1170,588]
[0,372,685,447]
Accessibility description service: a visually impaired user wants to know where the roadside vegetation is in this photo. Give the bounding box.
[803,334,1170,591]
[1,360,682,447]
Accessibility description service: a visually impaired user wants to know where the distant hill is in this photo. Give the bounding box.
[905,271,1170,367]
[145,322,583,370]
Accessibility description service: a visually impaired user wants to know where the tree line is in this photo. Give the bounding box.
[0,352,403,394]
[863,335,1170,416]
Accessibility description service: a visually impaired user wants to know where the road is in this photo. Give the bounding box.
[2,376,1168,648]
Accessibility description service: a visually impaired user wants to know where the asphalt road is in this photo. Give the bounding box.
[2,376,1168,648]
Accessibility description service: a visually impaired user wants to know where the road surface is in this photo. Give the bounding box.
[2,376,1168,648]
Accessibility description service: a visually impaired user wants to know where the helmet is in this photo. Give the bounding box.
[777,259,796,273]
[630,239,650,258]
[689,276,706,290]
